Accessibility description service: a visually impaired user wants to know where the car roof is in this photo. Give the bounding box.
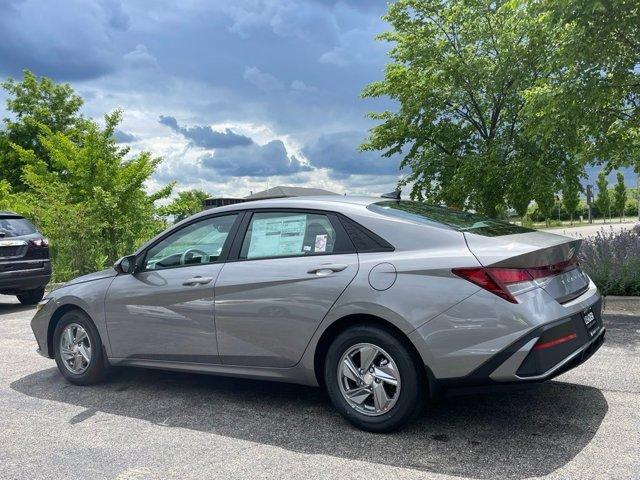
[192,195,381,218]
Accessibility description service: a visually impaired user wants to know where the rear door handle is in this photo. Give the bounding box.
[182,276,214,286]
[307,264,348,276]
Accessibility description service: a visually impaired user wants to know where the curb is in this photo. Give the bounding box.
[604,296,640,315]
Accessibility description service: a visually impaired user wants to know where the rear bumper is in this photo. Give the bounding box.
[435,297,605,390]
[0,261,51,293]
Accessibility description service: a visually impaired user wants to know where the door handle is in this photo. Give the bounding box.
[182,276,214,286]
[307,264,348,276]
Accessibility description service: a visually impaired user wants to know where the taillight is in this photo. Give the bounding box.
[30,238,49,248]
[532,332,577,351]
[452,259,579,303]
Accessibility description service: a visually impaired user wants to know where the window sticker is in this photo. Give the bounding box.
[314,234,327,253]
[248,215,307,258]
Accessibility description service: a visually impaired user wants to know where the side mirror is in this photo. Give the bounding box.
[114,254,137,274]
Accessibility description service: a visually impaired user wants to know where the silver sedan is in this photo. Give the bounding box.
[31,196,604,431]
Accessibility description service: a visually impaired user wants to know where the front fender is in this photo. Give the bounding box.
[31,277,115,358]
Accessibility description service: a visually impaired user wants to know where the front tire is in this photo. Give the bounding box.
[324,325,425,432]
[17,287,45,305]
[53,310,108,385]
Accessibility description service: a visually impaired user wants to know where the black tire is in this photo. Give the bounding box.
[324,324,425,433]
[53,310,108,385]
[16,287,45,305]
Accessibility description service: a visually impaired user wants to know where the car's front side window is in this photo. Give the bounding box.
[144,214,238,270]
[240,211,338,260]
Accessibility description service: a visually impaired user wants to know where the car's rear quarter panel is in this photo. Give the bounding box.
[409,274,600,379]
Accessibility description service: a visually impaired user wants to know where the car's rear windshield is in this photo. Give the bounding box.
[367,201,533,237]
[0,216,37,237]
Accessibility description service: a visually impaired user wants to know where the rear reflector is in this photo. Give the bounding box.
[532,333,577,351]
[452,258,579,303]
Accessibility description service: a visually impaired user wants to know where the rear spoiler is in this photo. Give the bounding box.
[464,231,582,268]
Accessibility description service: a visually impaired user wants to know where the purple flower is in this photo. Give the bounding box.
[580,226,640,296]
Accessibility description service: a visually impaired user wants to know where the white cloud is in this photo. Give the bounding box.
[243,66,283,92]
[123,44,158,69]
[291,79,317,92]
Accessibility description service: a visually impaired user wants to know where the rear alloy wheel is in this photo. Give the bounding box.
[53,310,108,385]
[338,343,401,416]
[16,287,45,305]
[325,325,425,432]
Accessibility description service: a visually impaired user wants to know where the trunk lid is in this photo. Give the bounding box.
[464,231,589,303]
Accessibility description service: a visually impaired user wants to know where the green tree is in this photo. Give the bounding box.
[561,159,584,225]
[0,70,89,191]
[361,0,562,216]
[613,172,627,222]
[159,189,210,223]
[525,0,640,173]
[532,168,557,226]
[12,111,172,279]
[595,171,611,223]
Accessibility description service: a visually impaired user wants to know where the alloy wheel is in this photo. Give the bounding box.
[337,342,401,416]
[59,323,92,374]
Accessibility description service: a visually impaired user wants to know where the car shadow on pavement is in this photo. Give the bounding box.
[0,300,33,316]
[11,367,607,479]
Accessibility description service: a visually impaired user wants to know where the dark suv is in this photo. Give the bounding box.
[0,211,51,304]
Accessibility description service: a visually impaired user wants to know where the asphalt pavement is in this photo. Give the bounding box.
[0,294,638,480]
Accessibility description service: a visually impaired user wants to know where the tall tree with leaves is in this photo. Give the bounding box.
[613,172,627,222]
[159,189,210,223]
[12,111,173,278]
[526,0,640,175]
[532,166,557,226]
[595,171,611,223]
[0,70,89,191]
[561,159,584,225]
[361,0,556,216]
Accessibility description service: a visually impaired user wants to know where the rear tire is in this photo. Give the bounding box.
[324,325,425,432]
[17,287,45,305]
[53,310,108,385]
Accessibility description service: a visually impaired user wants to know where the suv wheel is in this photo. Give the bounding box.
[324,325,425,432]
[16,287,45,305]
[53,310,108,385]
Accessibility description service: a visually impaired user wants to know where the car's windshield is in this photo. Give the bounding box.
[0,216,37,237]
[368,201,533,237]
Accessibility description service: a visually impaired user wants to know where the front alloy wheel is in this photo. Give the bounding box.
[53,310,108,385]
[59,323,92,374]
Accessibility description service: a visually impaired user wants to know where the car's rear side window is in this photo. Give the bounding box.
[240,211,349,260]
[368,201,533,237]
[0,216,37,237]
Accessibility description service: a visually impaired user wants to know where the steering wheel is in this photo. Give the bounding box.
[180,248,208,265]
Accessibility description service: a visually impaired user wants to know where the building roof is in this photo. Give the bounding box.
[244,186,338,200]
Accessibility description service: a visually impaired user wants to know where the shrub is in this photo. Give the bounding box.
[579,225,640,296]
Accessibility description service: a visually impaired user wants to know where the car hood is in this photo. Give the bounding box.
[62,269,118,287]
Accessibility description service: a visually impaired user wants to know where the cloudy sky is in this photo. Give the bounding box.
[0,0,405,198]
